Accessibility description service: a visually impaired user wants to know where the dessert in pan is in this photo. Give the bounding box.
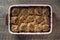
[9,5,52,34]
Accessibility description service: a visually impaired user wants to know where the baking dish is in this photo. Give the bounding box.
[8,4,52,34]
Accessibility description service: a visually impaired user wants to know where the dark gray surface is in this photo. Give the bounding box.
[0,0,60,40]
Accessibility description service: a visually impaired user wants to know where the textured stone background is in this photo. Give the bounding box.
[0,0,60,40]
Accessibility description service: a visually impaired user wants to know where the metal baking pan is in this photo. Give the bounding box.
[8,4,52,34]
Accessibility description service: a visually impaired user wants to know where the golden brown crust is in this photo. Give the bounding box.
[11,25,18,32]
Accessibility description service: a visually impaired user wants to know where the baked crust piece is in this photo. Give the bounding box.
[11,16,17,24]
[42,24,49,32]
[12,8,20,16]
[18,23,27,32]
[11,25,18,32]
